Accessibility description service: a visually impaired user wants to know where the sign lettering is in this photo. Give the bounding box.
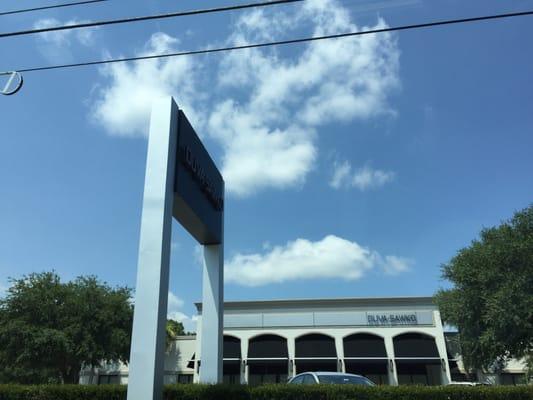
[367,313,418,326]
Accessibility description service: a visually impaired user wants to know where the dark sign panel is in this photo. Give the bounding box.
[173,110,223,245]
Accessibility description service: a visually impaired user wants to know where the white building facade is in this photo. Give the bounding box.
[193,297,451,386]
[81,296,529,386]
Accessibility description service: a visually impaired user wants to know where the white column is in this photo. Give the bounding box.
[334,335,345,372]
[199,243,224,383]
[434,312,452,384]
[127,97,178,400]
[241,337,249,384]
[287,335,295,377]
[193,317,202,383]
[384,335,398,386]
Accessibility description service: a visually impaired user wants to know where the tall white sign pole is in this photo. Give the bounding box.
[200,240,224,383]
[127,98,178,400]
[127,97,224,399]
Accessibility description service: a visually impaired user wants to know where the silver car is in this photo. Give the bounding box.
[288,371,376,385]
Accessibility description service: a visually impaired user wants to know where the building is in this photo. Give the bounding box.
[81,296,529,386]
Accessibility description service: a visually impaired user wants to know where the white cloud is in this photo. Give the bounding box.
[380,255,412,275]
[225,234,408,286]
[33,18,97,47]
[330,160,352,189]
[330,161,395,190]
[91,33,202,137]
[167,291,196,332]
[90,0,400,196]
[209,0,399,196]
[168,291,184,311]
[352,166,395,190]
[208,100,316,196]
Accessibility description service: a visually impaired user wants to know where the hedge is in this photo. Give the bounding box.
[0,384,532,400]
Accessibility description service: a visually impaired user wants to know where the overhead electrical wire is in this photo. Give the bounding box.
[0,0,109,17]
[0,0,305,39]
[7,10,533,74]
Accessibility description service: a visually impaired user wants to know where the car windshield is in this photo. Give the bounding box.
[317,375,375,385]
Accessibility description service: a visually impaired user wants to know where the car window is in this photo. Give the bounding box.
[303,374,316,384]
[317,374,375,385]
[290,375,304,384]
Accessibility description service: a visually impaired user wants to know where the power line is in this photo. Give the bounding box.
[0,0,304,39]
[0,0,109,17]
[10,10,533,74]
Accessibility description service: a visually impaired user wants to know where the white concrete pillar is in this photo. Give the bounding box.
[334,334,345,372]
[384,335,398,386]
[434,313,452,385]
[127,98,178,400]
[241,337,249,384]
[193,318,202,383]
[199,244,224,383]
[287,334,296,377]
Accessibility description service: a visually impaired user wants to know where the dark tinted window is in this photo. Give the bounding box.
[223,335,241,359]
[295,334,336,357]
[178,374,193,384]
[344,333,387,357]
[290,375,304,384]
[303,374,317,384]
[318,374,374,385]
[248,334,288,358]
[393,333,439,358]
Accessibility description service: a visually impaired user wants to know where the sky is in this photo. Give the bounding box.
[0,0,532,332]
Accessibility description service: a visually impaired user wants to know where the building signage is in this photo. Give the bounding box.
[173,110,224,245]
[180,145,224,212]
[367,313,418,326]
[224,310,433,328]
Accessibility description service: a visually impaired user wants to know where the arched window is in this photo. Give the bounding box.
[248,334,288,358]
[223,335,241,358]
[343,333,388,385]
[393,333,442,386]
[247,334,288,385]
[344,333,387,358]
[295,333,337,373]
[223,335,241,384]
[393,333,439,358]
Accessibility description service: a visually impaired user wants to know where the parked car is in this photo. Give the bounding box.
[447,381,491,386]
[288,372,376,385]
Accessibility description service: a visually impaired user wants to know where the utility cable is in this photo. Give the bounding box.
[0,0,304,39]
[8,10,533,74]
[0,0,109,17]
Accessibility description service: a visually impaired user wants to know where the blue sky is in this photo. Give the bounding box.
[1,0,532,331]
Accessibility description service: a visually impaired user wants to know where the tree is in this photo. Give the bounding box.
[165,319,185,350]
[435,205,533,376]
[0,272,133,384]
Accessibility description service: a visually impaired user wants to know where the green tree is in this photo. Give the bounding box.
[0,272,133,384]
[165,319,185,350]
[435,205,533,376]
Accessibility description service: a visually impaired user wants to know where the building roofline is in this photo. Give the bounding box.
[194,296,436,312]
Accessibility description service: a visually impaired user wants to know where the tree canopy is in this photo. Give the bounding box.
[0,272,133,384]
[435,205,533,374]
[166,319,185,349]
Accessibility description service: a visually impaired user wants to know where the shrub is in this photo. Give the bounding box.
[251,385,533,400]
[0,384,126,400]
[0,384,531,400]
[165,384,250,400]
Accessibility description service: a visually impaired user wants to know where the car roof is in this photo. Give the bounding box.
[300,372,366,378]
